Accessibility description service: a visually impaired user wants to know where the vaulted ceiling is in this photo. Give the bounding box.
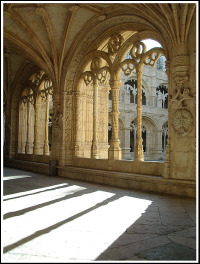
[3,2,196,99]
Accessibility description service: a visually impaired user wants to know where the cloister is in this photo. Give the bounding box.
[3,2,197,198]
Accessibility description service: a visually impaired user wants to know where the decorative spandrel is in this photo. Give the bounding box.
[40,79,54,101]
[81,57,110,86]
[120,59,136,76]
[81,72,94,86]
[143,51,160,67]
[130,41,147,63]
[96,66,110,84]
[120,41,163,77]
[21,88,34,105]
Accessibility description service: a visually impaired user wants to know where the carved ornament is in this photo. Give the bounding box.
[120,59,136,76]
[169,74,194,107]
[108,33,123,56]
[174,75,189,89]
[172,109,193,137]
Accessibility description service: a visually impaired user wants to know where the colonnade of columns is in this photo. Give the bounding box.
[78,41,164,161]
[18,82,52,156]
[18,42,164,163]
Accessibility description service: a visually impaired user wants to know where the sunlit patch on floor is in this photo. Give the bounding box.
[3,185,152,261]
[3,175,32,181]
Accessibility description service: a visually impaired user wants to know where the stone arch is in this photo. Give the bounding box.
[62,16,169,94]
[62,18,170,161]
[10,63,53,157]
[8,62,40,158]
[74,50,112,93]
[112,30,167,76]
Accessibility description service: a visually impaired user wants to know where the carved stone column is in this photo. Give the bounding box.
[155,129,163,160]
[43,93,50,155]
[122,127,131,160]
[72,91,81,157]
[108,79,122,160]
[51,93,61,161]
[3,49,12,160]
[134,64,144,161]
[91,77,99,159]
[167,50,195,180]
[62,92,73,165]
[25,101,32,154]
[59,91,66,166]
[18,103,23,153]
[33,102,41,155]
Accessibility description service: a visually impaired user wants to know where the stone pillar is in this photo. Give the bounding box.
[18,103,23,153]
[73,91,82,157]
[3,50,11,160]
[134,64,144,161]
[123,127,131,160]
[163,136,171,178]
[91,77,99,159]
[155,129,163,160]
[33,102,41,155]
[43,93,50,155]
[25,101,32,154]
[169,51,195,180]
[51,93,61,161]
[59,91,66,166]
[21,104,27,153]
[62,92,73,165]
[108,79,122,160]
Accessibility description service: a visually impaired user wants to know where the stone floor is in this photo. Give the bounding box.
[2,167,197,262]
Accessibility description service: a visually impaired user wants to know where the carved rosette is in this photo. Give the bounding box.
[172,109,193,137]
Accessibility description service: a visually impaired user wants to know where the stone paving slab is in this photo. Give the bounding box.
[134,242,196,261]
[2,167,197,262]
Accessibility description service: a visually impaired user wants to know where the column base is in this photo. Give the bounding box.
[108,148,122,160]
[25,144,32,154]
[134,139,144,161]
[33,148,40,155]
[91,141,99,159]
[134,155,144,162]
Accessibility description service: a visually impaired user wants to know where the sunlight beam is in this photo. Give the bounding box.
[3,189,152,261]
[3,175,32,181]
